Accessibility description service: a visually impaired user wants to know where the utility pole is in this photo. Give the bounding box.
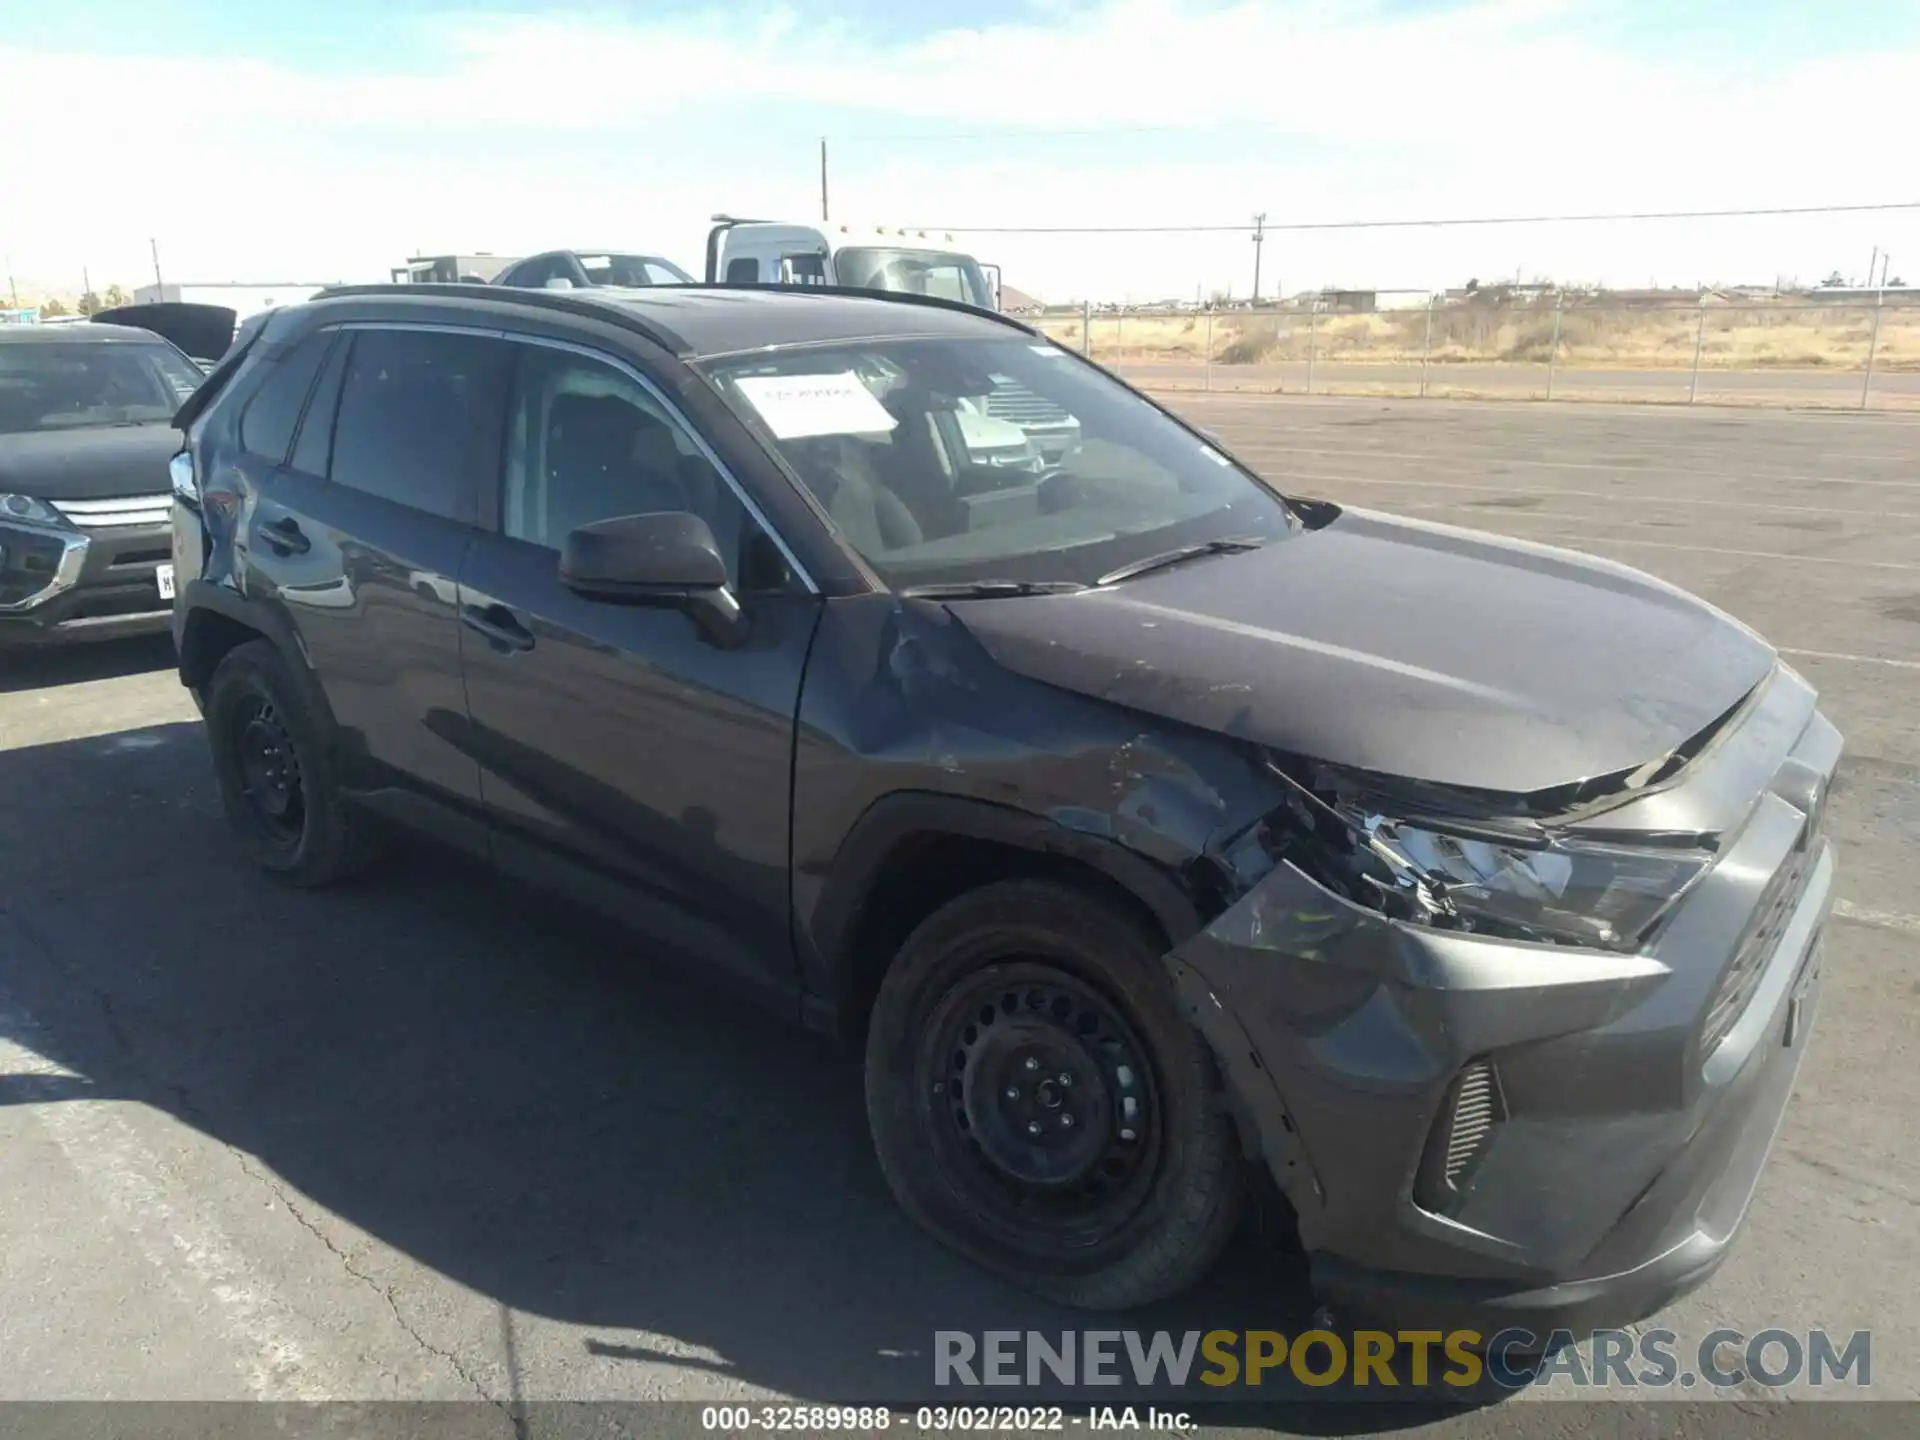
[150,237,164,292]
[82,265,92,314]
[1869,246,1878,290]
[820,138,830,223]
[1250,213,1266,304]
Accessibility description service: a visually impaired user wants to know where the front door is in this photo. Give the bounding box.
[455,338,822,1004]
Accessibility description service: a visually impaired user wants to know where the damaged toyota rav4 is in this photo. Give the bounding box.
[168,283,1838,1332]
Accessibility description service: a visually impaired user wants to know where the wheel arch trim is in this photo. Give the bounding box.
[803,790,1205,1020]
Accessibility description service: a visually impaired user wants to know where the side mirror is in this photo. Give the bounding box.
[560,512,744,645]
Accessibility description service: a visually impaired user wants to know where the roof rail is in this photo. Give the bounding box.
[654,281,1040,336]
[305,280,1037,352]
[307,282,697,355]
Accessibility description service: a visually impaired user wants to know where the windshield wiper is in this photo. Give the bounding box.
[1095,535,1268,588]
[900,580,1088,600]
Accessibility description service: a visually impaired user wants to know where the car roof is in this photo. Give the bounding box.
[305,283,1033,359]
[0,322,172,346]
[541,248,672,259]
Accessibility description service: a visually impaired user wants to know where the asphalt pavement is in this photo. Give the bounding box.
[0,396,1914,1435]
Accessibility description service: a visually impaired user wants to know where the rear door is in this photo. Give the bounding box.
[248,322,511,849]
[454,336,822,1005]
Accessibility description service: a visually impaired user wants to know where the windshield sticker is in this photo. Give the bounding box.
[1199,446,1232,466]
[733,371,900,440]
[1028,344,1068,357]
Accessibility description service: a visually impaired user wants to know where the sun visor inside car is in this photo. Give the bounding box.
[93,302,240,363]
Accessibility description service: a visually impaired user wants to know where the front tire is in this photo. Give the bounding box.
[204,639,380,886]
[865,879,1243,1309]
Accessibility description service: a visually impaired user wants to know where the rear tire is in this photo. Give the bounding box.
[204,639,381,886]
[865,879,1243,1310]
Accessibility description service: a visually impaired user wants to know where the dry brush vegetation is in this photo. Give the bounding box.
[1036,300,1920,372]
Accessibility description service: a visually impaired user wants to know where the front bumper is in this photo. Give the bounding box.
[0,511,173,649]
[1169,671,1840,1339]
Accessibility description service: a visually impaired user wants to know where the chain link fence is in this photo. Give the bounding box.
[1031,290,1920,410]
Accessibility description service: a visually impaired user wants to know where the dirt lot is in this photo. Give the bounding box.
[0,397,1914,1435]
[1037,306,1920,409]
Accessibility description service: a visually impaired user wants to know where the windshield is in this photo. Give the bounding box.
[0,342,204,434]
[835,248,996,310]
[580,253,695,287]
[701,336,1294,589]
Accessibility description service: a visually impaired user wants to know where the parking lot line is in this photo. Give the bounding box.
[1394,515,1920,571]
[1833,900,1920,935]
[1224,442,1920,487]
[0,986,325,1400]
[1251,468,1920,521]
[1778,647,1920,672]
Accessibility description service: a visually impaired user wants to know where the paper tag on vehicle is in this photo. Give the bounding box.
[733,372,899,440]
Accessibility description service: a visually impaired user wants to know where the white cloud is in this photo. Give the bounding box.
[3,0,1918,300]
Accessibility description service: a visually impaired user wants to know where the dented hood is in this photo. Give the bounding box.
[950,507,1778,795]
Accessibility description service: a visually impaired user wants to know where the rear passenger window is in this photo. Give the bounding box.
[238,333,330,462]
[328,329,503,521]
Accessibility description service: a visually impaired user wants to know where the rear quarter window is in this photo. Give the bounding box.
[289,332,350,477]
[238,332,332,463]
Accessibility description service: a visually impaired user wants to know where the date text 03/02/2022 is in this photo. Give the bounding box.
[700,1407,1192,1432]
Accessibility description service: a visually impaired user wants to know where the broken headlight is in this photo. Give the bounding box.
[1360,817,1708,950]
[1261,762,1710,952]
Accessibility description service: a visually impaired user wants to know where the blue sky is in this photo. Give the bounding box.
[6,0,1919,300]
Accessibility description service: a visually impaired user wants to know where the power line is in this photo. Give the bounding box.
[898,200,1920,235]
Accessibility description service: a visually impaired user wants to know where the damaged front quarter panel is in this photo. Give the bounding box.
[1166,822,1671,1262]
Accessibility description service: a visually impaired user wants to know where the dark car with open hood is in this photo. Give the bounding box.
[167,280,1839,1334]
[0,319,216,648]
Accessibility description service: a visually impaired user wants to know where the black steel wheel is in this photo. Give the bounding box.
[924,963,1163,1251]
[866,879,1243,1310]
[205,639,381,886]
[229,693,306,847]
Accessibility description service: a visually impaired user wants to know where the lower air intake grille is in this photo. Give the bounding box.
[1414,1059,1506,1214]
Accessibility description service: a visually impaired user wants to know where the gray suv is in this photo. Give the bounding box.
[166,281,1837,1335]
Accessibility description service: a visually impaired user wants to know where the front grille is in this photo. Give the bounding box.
[1701,817,1822,1054]
[51,494,171,530]
[985,381,1075,432]
[1414,1058,1505,1212]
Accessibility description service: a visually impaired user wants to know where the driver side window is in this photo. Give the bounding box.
[500,345,759,587]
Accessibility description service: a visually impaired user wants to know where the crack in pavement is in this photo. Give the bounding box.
[232,1149,518,1416]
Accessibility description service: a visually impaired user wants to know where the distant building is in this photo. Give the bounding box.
[390,254,519,284]
[1320,289,1377,313]
[134,282,338,317]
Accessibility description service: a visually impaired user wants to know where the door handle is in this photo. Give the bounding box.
[261,516,310,555]
[461,603,536,654]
